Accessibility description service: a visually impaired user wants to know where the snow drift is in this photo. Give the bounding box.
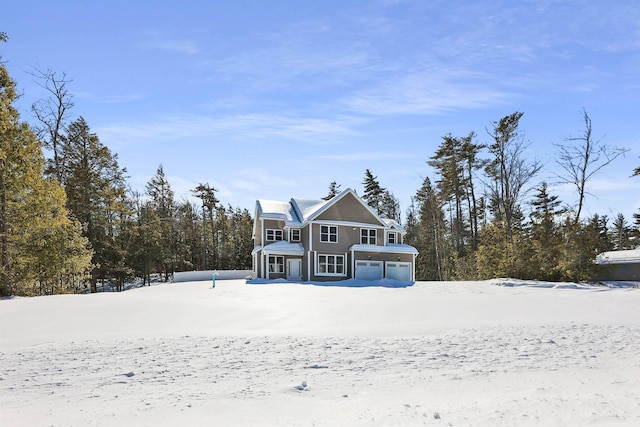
[1,279,639,426]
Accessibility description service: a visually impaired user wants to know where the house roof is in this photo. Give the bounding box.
[255,188,406,232]
[595,249,640,265]
[255,199,302,225]
[261,241,305,256]
[350,244,419,254]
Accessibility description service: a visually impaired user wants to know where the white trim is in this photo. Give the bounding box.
[351,243,418,254]
[360,228,378,245]
[315,253,347,277]
[268,255,285,274]
[266,229,283,241]
[319,224,338,243]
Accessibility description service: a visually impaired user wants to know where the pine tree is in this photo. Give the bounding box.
[192,182,219,269]
[60,116,128,289]
[362,169,384,216]
[529,182,566,280]
[0,64,91,296]
[146,165,176,280]
[322,181,341,201]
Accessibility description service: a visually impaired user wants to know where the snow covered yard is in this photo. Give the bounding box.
[1,279,639,426]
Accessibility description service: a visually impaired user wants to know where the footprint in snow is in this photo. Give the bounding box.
[294,381,308,391]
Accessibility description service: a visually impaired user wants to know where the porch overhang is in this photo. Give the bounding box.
[350,244,418,255]
[262,241,305,256]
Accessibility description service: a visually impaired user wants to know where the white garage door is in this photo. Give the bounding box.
[355,260,383,280]
[386,262,412,282]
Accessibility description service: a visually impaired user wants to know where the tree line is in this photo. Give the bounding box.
[2,35,639,295]
[1,54,252,296]
[401,111,639,282]
[327,110,638,282]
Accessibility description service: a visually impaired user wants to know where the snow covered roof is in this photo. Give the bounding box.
[595,249,640,265]
[262,241,305,256]
[290,198,327,222]
[350,244,419,254]
[256,189,403,230]
[256,199,301,226]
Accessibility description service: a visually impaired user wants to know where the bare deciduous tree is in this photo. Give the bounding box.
[31,69,74,182]
[554,109,629,225]
[485,111,542,243]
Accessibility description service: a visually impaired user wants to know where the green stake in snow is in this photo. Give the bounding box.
[212,271,218,288]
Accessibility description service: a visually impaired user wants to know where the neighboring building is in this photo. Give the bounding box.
[594,249,640,281]
[251,188,418,282]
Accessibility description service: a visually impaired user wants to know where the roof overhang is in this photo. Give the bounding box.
[262,241,305,256]
[350,244,418,255]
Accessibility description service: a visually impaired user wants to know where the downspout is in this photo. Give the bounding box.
[260,218,265,279]
[308,224,313,281]
[351,248,355,279]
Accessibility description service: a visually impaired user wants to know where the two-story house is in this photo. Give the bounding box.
[251,188,418,282]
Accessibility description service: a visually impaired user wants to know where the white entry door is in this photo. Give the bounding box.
[355,260,383,280]
[287,259,302,281]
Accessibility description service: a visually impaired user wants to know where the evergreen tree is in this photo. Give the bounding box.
[529,182,566,280]
[60,116,128,289]
[0,64,91,296]
[362,169,385,216]
[146,165,176,280]
[412,177,447,280]
[192,182,219,269]
[611,213,633,250]
[322,181,341,201]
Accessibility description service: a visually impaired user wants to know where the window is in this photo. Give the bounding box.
[320,225,338,242]
[290,229,301,242]
[266,229,283,241]
[387,232,396,244]
[268,256,284,273]
[361,228,377,245]
[317,254,345,275]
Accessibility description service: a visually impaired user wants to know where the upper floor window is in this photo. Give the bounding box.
[290,228,301,242]
[387,232,396,244]
[266,229,283,241]
[320,225,338,243]
[361,228,377,245]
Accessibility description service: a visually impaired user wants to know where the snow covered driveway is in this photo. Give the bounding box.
[1,280,639,426]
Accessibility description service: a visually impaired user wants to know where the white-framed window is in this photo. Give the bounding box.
[268,256,284,273]
[317,254,345,276]
[266,229,283,241]
[387,232,396,244]
[361,228,377,245]
[320,225,338,243]
[290,228,301,242]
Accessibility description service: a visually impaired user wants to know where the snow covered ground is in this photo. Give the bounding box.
[1,279,639,426]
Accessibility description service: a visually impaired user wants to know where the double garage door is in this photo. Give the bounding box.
[355,261,412,282]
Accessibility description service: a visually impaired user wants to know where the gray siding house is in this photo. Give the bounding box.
[595,249,640,281]
[251,189,418,282]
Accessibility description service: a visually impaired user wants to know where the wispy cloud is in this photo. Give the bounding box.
[140,32,201,55]
[340,69,514,116]
[97,112,364,146]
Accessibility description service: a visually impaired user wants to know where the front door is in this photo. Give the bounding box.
[287,259,302,281]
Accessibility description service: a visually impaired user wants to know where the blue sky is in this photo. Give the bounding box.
[3,0,640,222]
